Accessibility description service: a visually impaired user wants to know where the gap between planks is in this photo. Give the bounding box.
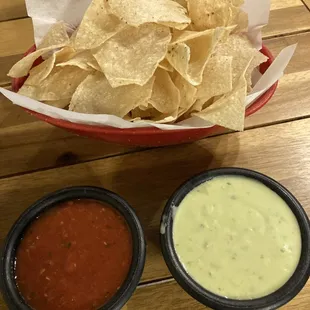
[301,0,310,12]
[1,114,310,182]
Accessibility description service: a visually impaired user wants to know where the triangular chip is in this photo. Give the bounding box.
[93,24,171,87]
[166,28,225,85]
[173,0,188,8]
[215,34,268,87]
[131,106,159,120]
[189,97,214,115]
[229,6,248,33]
[131,106,178,124]
[173,73,197,117]
[194,55,233,108]
[19,66,89,101]
[54,47,76,64]
[57,50,100,71]
[187,0,247,31]
[246,52,268,90]
[37,22,70,49]
[8,44,65,78]
[25,53,56,86]
[193,75,247,131]
[108,0,190,30]
[131,105,178,123]
[74,0,125,50]
[159,59,174,72]
[69,72,155,117]
[148,69,180,114]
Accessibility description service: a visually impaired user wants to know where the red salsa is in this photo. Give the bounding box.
[15,199,133,310]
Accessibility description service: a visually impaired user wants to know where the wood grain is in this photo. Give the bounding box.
[303,0,310,10]
[0,18,34,58]
[0,88,37,128]
[0,118,310,284]
[263,4,310,39]
[2,32,310,178]
[125,278,310,310]
[0,0,27,22]
[245,32,310,128]
[0,54,23,86]
[271,0,307,10]
[0,121,141,178]
[0,18,34,86]
[0,0,310,86]
[1,118,310,309]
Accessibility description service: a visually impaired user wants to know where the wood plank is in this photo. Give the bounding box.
[0,54,22,86]
[0,118,310,285]
[0,0,27,22]
[271,0,306,10]
[303,0,310,10]
[263,3,310,39]
[0,18,34,58]
[0,121,140,178]
[0,0,310,86]
[0,88,38,127]
[1,118,310,309]
[0,18,33,85]
[2,32,310,178]
[126,279,310,309]
[246,32,310,128]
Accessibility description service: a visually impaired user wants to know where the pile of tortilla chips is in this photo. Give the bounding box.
[9,0,268,131]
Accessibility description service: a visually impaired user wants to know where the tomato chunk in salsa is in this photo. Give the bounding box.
[15,199,133,310]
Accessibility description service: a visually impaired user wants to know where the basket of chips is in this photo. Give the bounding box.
[3,0,294,146]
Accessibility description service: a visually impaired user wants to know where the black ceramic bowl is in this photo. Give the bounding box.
[0,186,146,310]
[160,168,310,310]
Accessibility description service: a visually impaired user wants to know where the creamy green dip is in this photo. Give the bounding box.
[173,176,301,299]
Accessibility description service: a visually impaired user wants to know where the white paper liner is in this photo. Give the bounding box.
[0,0,296,130]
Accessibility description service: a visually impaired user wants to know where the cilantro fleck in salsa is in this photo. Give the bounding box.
[15,199,133,310]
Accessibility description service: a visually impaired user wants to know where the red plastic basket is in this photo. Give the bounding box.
[12,45,278,147]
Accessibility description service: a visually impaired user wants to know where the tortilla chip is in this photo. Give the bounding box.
[131,106,178,124]
[215,34,268,86]
[57,50,100,71]
[189,97,214,115]
[232,0,244,5]
[148,68,180,114]
[131,106,159,120]
[187,0,247,31]
[44,99,70,109]
[150,110,179,123]
[74,0,125,50]
[173,0,188,8]
[25,53,56,86]
[69,72,155,117]
[108,0,190,30]
[55,47,76,64]
[8,44,65,78]
[246,51,268,89]
[166,27,224,85]
[195,55,233,103]
[193,74,247,131]
[173,73,197,116]
[93,24,171,87]
[230,6,248,33]
[37,22,70,49]
[159,59,174,72]
[189,55,233,114]
[19,66,89,101]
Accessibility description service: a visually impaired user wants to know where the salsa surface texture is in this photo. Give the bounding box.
[173,176,301,299]
[15,199,133,310]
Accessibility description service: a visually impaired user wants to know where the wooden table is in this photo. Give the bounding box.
[1,1,310,309]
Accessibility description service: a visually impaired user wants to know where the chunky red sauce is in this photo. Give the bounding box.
[15,199,133,310]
